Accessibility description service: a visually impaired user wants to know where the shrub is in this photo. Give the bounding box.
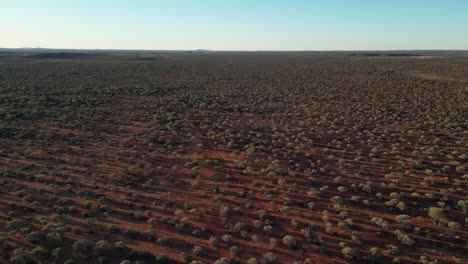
[213,258,230,264]
[396,202,407,211]
[330,196,343,205]
[251,234,259,243]
[95,240,112,256]
[263,252,276,263]
[282,235,297,249]
[393,230,414,246]
[341,247,359,260]
[46,232,62,247]
[386,244,399,255]
[301,227,314,242]
[222,234,232,242]
[447,221,461,231]
[269,238,277,249]
[395,215,411,227]
[233,222,246,233]
[192,245,204,256]
[220,206,230,218]
[371,217,389,229]
[6,219,28,230]
[72,239,93,255]
[123,228,139,238]
[457,200,467,214]
[10,248,34,264]
[51,247,62,259]
[344,218,354,227]
[25,231,42,243]
[419,256,440,264]
[114,241,126,248]
[209,236,219,246]
[257,210,267,220]
[157,237,170,247]
[427,207,447,223]
[369,247,380,261]
[229,245,240,258]
[31,246,49,260]
[247,257,258,264]
[156,254,169,264]
[107,224,120,233]
[147,218,159,227]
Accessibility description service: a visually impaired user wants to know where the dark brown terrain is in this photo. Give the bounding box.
[0,51,466,264]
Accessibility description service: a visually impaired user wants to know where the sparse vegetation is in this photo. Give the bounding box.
[0,51,466,263]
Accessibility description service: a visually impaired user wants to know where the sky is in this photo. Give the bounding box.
[1,0,468,50]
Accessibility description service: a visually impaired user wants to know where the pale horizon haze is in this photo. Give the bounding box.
[1,0,468,51]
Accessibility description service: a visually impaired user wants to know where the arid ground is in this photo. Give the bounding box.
[0,51,466,264]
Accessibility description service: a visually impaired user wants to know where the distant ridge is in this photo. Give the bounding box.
[1,48,467,53]
[350,52,423,57]
[24,52,102,60]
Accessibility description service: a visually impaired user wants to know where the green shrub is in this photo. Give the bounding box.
[427,207,447,223]
[369,247,380,262]
[341,247,359,260]
[157,237,170,247]
[156,254,169,264]
[213,257,230,264]
[209,236,219,246]
[247,257,258,264]
[10,248,34,264]
[95,240,112,256]
[6,219,28,230]
[192,245,204,256]
[31,246,49,260]
[282,235,297,249]
[229,245,240,258]
[72,239,93,255]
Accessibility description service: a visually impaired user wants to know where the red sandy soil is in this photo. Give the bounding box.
[0,52,466,264]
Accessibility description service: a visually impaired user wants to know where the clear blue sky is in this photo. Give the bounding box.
[1,0,467,50]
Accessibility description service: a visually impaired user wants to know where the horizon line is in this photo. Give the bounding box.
[1,47,468,52]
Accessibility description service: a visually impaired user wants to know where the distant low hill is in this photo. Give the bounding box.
[126,56,160,61]
[23,52,103,60]
[351,52,423,57]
